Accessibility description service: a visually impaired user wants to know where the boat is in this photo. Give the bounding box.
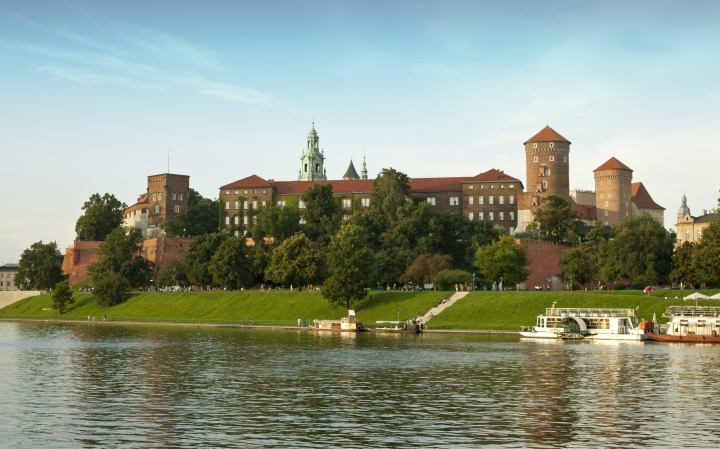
[520,306,648,341]
[312,310,365,332]
[646,306,720,343]
[371,320,422,333]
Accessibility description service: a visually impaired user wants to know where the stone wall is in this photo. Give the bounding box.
[62,240,103,286]
[0,291,44,309]
[143,237,194,273]
[518,239,572,291]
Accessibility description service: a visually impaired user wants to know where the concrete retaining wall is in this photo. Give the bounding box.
[0,291,44,309]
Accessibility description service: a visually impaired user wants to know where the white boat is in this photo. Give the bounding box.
[646,306,720,343]
[520,306,648,341]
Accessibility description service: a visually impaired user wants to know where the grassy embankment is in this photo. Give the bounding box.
[0,287,447,327]
[429,289,720,330]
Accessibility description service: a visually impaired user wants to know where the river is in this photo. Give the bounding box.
[1,321,719,448]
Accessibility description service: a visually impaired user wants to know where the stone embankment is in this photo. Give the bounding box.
[0,291,44,309]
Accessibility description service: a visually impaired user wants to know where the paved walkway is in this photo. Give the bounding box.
[418,291,468,323]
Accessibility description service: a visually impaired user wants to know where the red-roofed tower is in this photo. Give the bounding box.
[594,157,633,226]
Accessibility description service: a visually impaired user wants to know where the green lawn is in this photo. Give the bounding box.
[429,290,720,330]
[0,289,448,327]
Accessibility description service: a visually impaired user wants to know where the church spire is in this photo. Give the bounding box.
[298,120,326,181]
[361,150,368,180]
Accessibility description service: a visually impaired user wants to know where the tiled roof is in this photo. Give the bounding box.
[594,157,633,172]
[273,179,374,195]
[464,168,522,184]
[693,213,718,223]
[524,125,570,144]
[570,197,597,220]
[631,182,664,210]
[221,175,272,189]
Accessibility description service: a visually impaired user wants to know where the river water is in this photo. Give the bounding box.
[1,322,719,448]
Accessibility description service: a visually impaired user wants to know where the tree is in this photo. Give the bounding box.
[265,233,323,286]
[474,235,530,286]
[322,225,374,312]
[160,189,221,236]
[94,271,128,307]
[89,226,153,287]
[51,281,74,314]
[559,248,597,288]
[301,184,340,226]
[208,237,254,289]
[533,195,584,243]
[693,220,720,287]
[75,193,127,241]
[433,269,472,291]
[370,168,411,223]
[670,241,696,286]
[14,241,64,290]
[184,232,230,286]
[400,254,452,287]
[250,204,301,243]
[156,259,187,287]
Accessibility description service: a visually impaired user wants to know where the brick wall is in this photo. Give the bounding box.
[143,237,194,273]
[518,239,572,291]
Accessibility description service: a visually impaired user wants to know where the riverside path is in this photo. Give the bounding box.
[418,291,468,324]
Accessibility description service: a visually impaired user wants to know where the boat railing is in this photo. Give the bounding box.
[545,308,634,318]
[664,306,720,318]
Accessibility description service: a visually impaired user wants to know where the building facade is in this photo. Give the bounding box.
[0,264,19,291]
[594,157,633,226]
[675,194,718,246]
[122,173,190,239]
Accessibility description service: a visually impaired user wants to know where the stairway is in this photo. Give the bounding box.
[418,292,468,323]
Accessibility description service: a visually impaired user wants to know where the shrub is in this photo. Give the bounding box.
[433,269,472,291]
[51,281,74,314]
[630,281,646,291]
[613,281,626,291]
[94,272,128,307]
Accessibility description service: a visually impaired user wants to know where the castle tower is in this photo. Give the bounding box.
[298,121,327,181]
[594,157,633,226]
[677,194,691,223]
[146,173,190,238]
[361,151,368,180]
[516,126,571,232]
[342,158,360,180]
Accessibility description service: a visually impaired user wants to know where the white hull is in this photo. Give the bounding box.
[586,333,647,341]
[519,331,559,339]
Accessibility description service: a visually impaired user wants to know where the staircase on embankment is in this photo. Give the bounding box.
[418,291,467,324]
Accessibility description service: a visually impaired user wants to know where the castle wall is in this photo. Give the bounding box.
[519,239,573,291]
[595,168,632,226]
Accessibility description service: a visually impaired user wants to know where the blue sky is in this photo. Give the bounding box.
[1,0,719,262]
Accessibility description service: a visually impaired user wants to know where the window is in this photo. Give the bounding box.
[605,202,609,207]
[468,212,474,221]
[234,216,239,225]
[468,196,474,205]
[277,200,286,207]
[478,196,484,205]
[563,157,567,162]
[361,198,370,207]
[341,199,352,208]
[234,201,239,210]
[479,212,484,220]
[261,201,266,207]
[499,196,504,205]
[342,214,349,221]
[253,190,257,194]
[542,181,547,189]
[243,190,248,195]
[243,216,248,225]
[549,142,554,148]
[243,200,248,210]
[685,230,690,239]
[479,185,484,189]
[225,216,230,225]
[549,156,554,161]
[500,185,504,189]
[316,163,320,172]
[600,194,603,198]
[262,190,267,194]
[499,212,505,220]
[155,205,160,213]
[698,229,703,239]
[608,194,611,198]
[509,211,515,220]
[489,211,494,220]
[605,211,609,216]
[469,185,474,190]
[252,200,257,210]
[490,185,494,189]
[509,184,514,188]
[533,143,538,148]
[626,202,629,207]
[427,197,436,206]
[171,192,176,200]
[298,200,306,209]
[299,217,307,225]
[534,157,538,162]
[158,193,162,201]
[179,193,183,200]
[153,193,157,201]
[509,227,515,235]
[253,216,257,225]
[234,191,238,195]
[450,197,459,206]
[489,196,494,205]
[509,195,514,205]
[225,201,230,210]
[226,191,230,195]
[234,231,239,237]
[174,205,180,213]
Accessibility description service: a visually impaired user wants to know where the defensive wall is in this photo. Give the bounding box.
[517,239,571,291]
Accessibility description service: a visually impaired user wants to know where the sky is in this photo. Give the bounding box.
[1,0,719,263]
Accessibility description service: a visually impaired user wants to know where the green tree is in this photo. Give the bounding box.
[51,281,74,314]
[693,220,720,287]
[533,195,584,243]
[433,269,472,291]
[370,168,411,223]
[265,233,323,286]
[160,189,221,236]
[94,271,128,307]
[156,259,187,287]
[301,184,340,226]
[400,254,453,287]
[322,225,374,312]
[474,235,531,286]
[14,241,64,290]
[89,226,153,287]
[559,248,597,288]
[184,232,230,286]
[250,204,301,243]
[670,241,696,286]
[75,193,127,241]
[208,237,253,289]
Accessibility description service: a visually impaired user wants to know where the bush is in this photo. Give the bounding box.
[613,281,627,291]
[51,281,75,314]
[433,269,472,291]
[630,281,646,291]
[94,272,128,307]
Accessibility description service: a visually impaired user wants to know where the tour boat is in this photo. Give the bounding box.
[520,306,648,341]
[646,306,720,343]
[312,310,364,332]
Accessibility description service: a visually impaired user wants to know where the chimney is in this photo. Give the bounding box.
[268,179,275,184]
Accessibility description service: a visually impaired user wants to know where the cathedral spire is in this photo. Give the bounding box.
[361,149,368,180]
[299,120,326,181]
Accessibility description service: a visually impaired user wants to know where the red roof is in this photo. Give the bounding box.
[221,175,272,189]
[465,168,522,184]
[524,126,570,144]
[631,182,664,210]
[569,197,597,220]
[594,157,633,172]
[273,179,374,195]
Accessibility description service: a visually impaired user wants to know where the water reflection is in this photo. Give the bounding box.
[2,322,720,448]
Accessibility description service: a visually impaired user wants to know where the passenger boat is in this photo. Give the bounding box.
[520,307,648,341]
[372,321,422,333]
[646,306,720,343]
[312,310,364,332]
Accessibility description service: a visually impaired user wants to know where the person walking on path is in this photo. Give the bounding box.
[298,318,302,327]
[455,284,458,292]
